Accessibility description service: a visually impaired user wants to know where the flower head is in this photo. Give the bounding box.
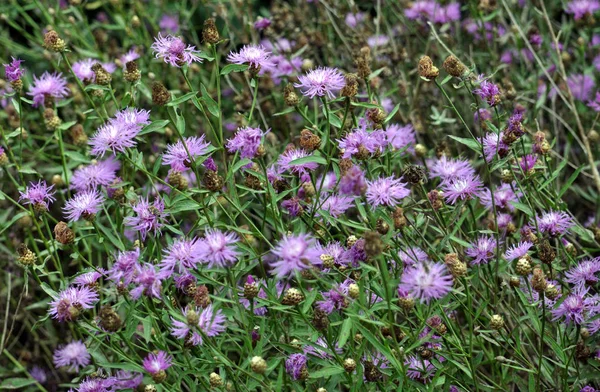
[124,197,166,240]
[285,354,308,380]
[130,263,168,300]
[159,14,180,33]
[196,229,240,268]
[294,67,345,99]
[315,194,354,218]
[142,351,172,374]
[339,166,367,196]
[428,156,476,183]
[270,233,322,278]
[398,247,430,267]
[163,136,211,172]
[72,270,103,287]
[151,33,202,67]
[337,124,386,159]
[504,241,533,261]
[566,0,600,20]
[535,210,574,237]
[19,180,56,212]
[226,126,265,159]
[277,148,319,179]
[519,155,538,172]
[53,341,90,372]
[473,76,501,106]
[565,258,600,287]
[317,280,353,314]
[4,57,24,82]
[170,305,226,346]
[551,287,588,325]
[405,355,437,383]
[442,175,483,204]
[466,236,498,265]
[120,49,140,66]
[366,176,410,207]
[479,183,521,212]
[398,262,453,303]
[588,91,600,112]
[303,337,342,359]
[107,248,140,285]
[89,108,150,156]
[72,59,114,82]
[227,44,273,71]
[386,123,416,153]
[63,190,105,221]
[48,286,99,322]
[28,72,69,107]
[71,157,121,192]
[77,376,117,392]
[160,237,201,276]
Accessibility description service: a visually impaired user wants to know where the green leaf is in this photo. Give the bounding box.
[200,84,220,118]
[139,120,170,136]
[169,199,200,214]
[0,378,37,389]
[448,135,481,153]
[220,63,249,75]
[512,202,533,216]
[384,103,400,124]
[166,92,198,107]
[309,366,344,379]
[288,154,327,166]
[337,318,352,348]
[559,166,583,198]
[351,101,380,109]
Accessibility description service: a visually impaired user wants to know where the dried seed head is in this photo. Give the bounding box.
[428,189,445,211]
[444,253,467,277]
[43,30,66,52]
[144,385,157,392]
[356,47,371,79]
[490,314,504,330]
[282,288,304,305]
[151,370,167,384]
[312,307,330,330]
[92,63,112,85]
[376,218,389,235]
[537,240,556,264]
[194,285,211,308]
[402,165,427,185]
[299,129,321,151]
[392,207,407,230]
[43,108,61,130]
[348,283,360,299]
[152,82,170,106]
[283,84,299,106]
[167,171,188,190]
[98,306,122,332]
[202,18,220,44]
[545,284,559,300]
[347,235,358,247]
[243,280,259,299]
[319,254,335,269]
[54,221,75,244]
[442,55,468,77]
[531,268,548,293]
[250,356,267,374]
[509,276,521,287]
[363,231,384,258]
[124,61,141,82]
[203,170,224,192]
[69,123,88,146]
[341,73,359,97]
[366,104,386,126]
[418,56,439,80]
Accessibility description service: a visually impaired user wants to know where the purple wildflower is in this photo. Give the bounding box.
[337,123,386,159]
[316,194,354,218]
[285,354,308,380]
[72,270,103,287]
[442,175,483,204]
[466,236,498,265]
[77,377,117,392]
[367,35,390,48]
[72,59,114,82]
[366,176,410,207]
[405,355,437,383]
[316,242,352,268]
[339,166,367,196]
[120,49,140,67]
[160,237,201,276]
[398,247,430,267]
[254,17,271,30]
[551,287,588,325]
[519,155,538,172]
[89,108,150,156]
[30,366,46,383]
[239,276,268,315]
[473,77,501,106]
[124,197,166,240]
[588,91,600,112]
[277,148,319,179]
[227,44,273,70]
[398,262,453,303]
[71,157,120,192]
[317,280,353,314]
[565,258,600,287]
[142,351,172,375]
[282,197,303,217]
[479,183,521,211]
[28,72,69,107]
[566,74,595,101]
[294,67,345,99]
[4,57,24,82]
[48,286,98,322]
[196,229,240,268]
[63,190,104,221]
[428,156,476,183]
[386,123,416,153]
[226,126,265,159]
[130,263,168,300]
[536,210,574,237]
[566,0,600,20]
[504,241,533,261]
[481,133,509,162]
[159,14,180,33]
[151,33,202,67]
[270,233,322,278]
[303,337,342,359]
[53,341,90,372]
[113,371,143,390]
[107,248,140,285]
[171,305,226,346]
[19,180,56,211]
[163,136,211,172]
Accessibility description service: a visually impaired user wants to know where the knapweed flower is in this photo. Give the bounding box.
[196,229,240,268]
[504,241,533,261]
[120,49,140,66]
[481,133,509,162]
[226,126,265,159]
[254,17,271,30]
[227,44,273,71]
[151,33,202,67]
[398,262,453,303]
[339,166,367,196]
[366,176,410,207]
[398,247,430,267]
[588,91,600,112]
[159,14,180,33]
[72,59,114,83]
[19,180,56,212]
[315,194,354,218]
[72,270,103,288]
[77,377,117,392]
[337,125,386,159]
[519,155,538,172]
[142,350,172,375]
[48,286,99,322]
[4,57,24,82]
[565,258,600,287]
[567,74,595,102]
[405,355,437,383]
[71,157,120,192]
[53,341,90,372]
[551,287,588,325]
[405,1,461,24]
[386,123,416,153]
[535,210,574,237]
[316,242,352,268]
[270,233,322,278]
[89,108,150,156]
[28,72,69,107]
[566,0,600,20]
[303,337,342,359]
[428,156,476,183]
[277,148,319,179]
[442,175,483,204]
[113,371,143,390]
[466,236,498,265]
[479,183,521,211]
[317,280,353,314]
[163,135,211,172]
[473,77,501,106]
[63,190,105,221]
[171,305,226,346]
[160,237,201,276]
[29,366,46,384]
[285,353,308,380]
[130,263,168,299]
[295,67,345,99]
[107,248,140,285]
[281,197,303,217]
[124,197,166,240]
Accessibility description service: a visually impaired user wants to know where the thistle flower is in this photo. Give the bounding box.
[113,371,143,390]
[473,77,501,106]
[170,305,226,346]
[316,241,352,268]
[29,366,46,384]
[588,91,600,112]
[226,126,265,159]
[337,124,387,159]
[4,57,24,82]
[227,44,273,72]
[151,33,202,67]
[566,0,600,20]
[124,197,166,240]
[107,248,140,285]
[28,72,69,107]
[277,148,319,179]
[63,190,105,222]
[405,355,437,383]
[53,341,90,372]
[303,337,343,359]
[428,156,476,183]
[315,194,355,218]
[294,67,345,99]
[398,262,453,303]
[159,237,201,276]
[535,210,574,237]
[398,247,430,267]
[48,286,99,322]
[19,180,56,212]
[442,176,483,205]
[196,229,240,268]
[317,280,353,314]
[89,108,150,156]
[71,157,120,192]
[567,74,595,102]
[130,263,168,299]
[565,258,600,287]
[120,49,140,66]
[163,136,211,172]
[285,354,308,380]
[466,236,498,265]
[480,133,509,162]
[72,270,103,287]
[339,165,367,196]
[77,377,117,392]
[270,233,322,278]
[519,155,538,172]
[551,287,589,325]
[281,197,303,217]
[365,176,410,207]
[479,183,521,211]
[504,241,533,261]
[254,17,271,30]
[72,59,115,83]
[159,14,180,33]
[386,123,416,153]
[142,351,173,374]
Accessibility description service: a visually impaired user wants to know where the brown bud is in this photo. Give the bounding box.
[363,231,384,258]
[376,218,389,235]
[299,129,321,151]
[531,267,548,293]
[43,30,66,52]
[194,285,211,308]
[17,244,36,266]
[54,221,75,244]
[312,307,330,330]
[92,63,112,85]
[98,305,122,332]
[203,170,223,192]
[442,55,467,77]
[392,207,407,230]
[283,84,299,106]
[152,82,170,106]
[124,61,141,82]
[418,56,439,80]
[341,73,359,97]
[282,288,304,305]
[202,18,220,44]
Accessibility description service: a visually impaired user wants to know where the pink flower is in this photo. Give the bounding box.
[151,33,202,67]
